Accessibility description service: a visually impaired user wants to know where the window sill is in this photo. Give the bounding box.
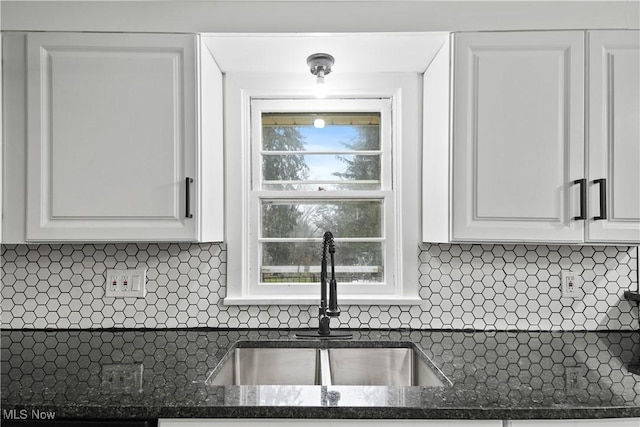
[223,295,423,306]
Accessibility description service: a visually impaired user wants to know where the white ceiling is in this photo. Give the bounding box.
[203,32,449,74]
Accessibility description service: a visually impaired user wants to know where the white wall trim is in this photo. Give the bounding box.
[223,71,422,306]
[1,1,638,33]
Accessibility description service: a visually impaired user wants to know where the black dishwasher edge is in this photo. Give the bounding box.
[1,420,156,427]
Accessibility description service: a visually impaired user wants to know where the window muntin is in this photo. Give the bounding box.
[249,99,395,297]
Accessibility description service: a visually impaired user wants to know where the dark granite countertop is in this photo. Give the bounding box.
[2,329,640,421]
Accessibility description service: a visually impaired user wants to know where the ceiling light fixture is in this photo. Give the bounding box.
[307,53,334,98]
[313,118,325,129]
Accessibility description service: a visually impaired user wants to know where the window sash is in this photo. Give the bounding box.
[251,99,393,192]
[249,193,395,296]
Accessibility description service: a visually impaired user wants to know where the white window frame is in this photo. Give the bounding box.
[250,98,395,297]
[224,72,421,306]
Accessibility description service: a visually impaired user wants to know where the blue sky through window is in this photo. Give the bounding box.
[300,125,358,151]
[299,125,358,181]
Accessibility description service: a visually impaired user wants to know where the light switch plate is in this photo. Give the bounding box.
[106,268,146,298]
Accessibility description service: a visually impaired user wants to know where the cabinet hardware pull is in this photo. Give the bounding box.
[594,178,607,220]
[573,179,586,220]
[186,177,194,219]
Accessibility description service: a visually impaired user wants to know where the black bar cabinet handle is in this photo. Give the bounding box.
[185,177,194,219]
[594,178,607,220]
[573,178,586,220]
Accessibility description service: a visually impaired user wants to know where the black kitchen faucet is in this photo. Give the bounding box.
[297,231,352,339]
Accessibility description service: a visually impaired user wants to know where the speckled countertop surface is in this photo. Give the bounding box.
[2,329,640,421]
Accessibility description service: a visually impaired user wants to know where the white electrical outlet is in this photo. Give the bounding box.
[105,269,146,298]
[561,270,581,298]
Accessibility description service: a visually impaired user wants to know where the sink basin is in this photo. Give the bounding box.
[206,343,448,387]
[208,347,320,385]
[328,347,444,386]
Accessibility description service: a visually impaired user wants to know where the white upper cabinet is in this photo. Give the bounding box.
[451,31,585,243]
[423,30,640,244]
[16,32,223,242]
[587,30,640,243]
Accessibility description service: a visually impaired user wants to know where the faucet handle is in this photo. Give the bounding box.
[318,316,331,335]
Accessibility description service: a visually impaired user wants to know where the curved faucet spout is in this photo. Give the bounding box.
[296,231,352,339]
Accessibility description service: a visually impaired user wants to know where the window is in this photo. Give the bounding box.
[224,73,421,305]
[249,99,395,297]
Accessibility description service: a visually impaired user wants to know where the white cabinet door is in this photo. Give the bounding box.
[451,31,585,242]
[587,30,640,243]
[24,32,222,242]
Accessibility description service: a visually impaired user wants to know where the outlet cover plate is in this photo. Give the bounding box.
[101,364,144,393]
[565,366,587,394]
[106,268,146,298]
[561,270,581,298]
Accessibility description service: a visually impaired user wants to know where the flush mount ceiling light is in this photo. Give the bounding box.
[307,53,334,98]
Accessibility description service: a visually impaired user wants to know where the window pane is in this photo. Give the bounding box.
[261,242,383,283]
[263,154,380,184]
[262,200,383,239]
[262,113,380,152]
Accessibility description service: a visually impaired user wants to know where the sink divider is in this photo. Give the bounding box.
[233,349,241,385]
[318,349,332,386]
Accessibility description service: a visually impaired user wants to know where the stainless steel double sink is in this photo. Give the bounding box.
[206,342,448,387]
